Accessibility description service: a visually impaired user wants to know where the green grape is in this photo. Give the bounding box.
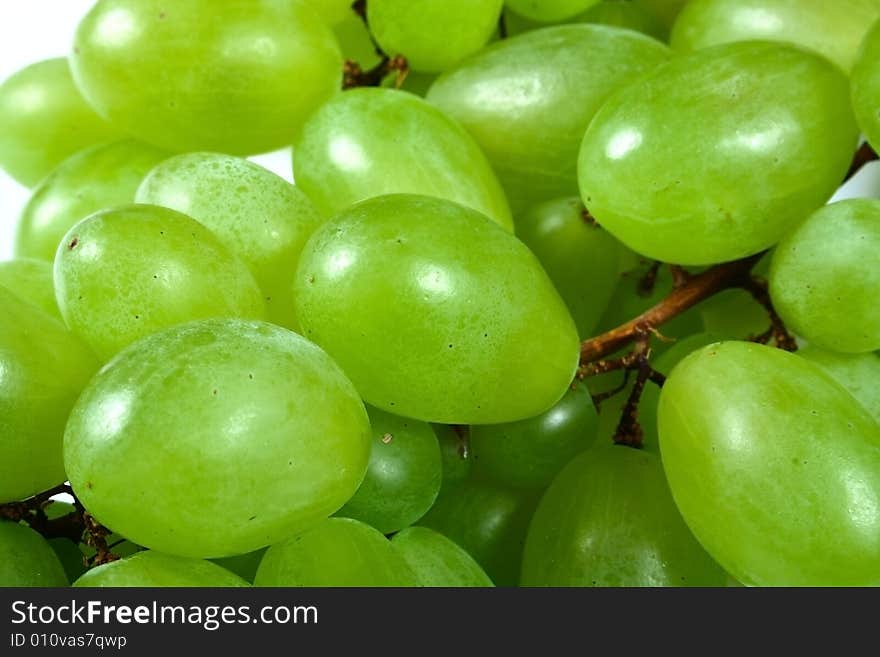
[334,13,383,71]
[634,0,689,29]
[0,258,59,318]
[254,518,417,587]
[799,346,880,422]
[41,502,88,582]
[503,1,666,40]
[0,58,125,187]
[136,153,322,330]
[699,289,770,340]
[395,71,437,97]
[851,21,880,153]
[516,197,621,337]
[71,0,342,154]
[64,319,371,558]
[338,407,442,534]
[0,521,68,587]
[15,140,169,263]
[579,42,858,265]
[658,341,880,586]
[432,424,473,491]
[368,0,503,73]
[305,0,355,26]
[471,381,598,489]
[74,551,249,587]
[427,25,670,212]
[0,289,99,503]
[294,194,579,424]
[506,0,601,22]
[419,479,539,586]
[770,199,880,353]
[54,204,266,360]
[391,527,494,587]
[294,88,513,231]
[522,445,726,586]
[211,548,268,584]
[671,0,880,73]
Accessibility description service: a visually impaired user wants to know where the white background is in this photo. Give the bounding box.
[0,0,290,261]
[2,1,880,262]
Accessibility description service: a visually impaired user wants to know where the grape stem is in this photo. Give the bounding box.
[344,0,410,89]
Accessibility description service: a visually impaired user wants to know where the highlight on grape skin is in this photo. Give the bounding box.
[1,0,879,590]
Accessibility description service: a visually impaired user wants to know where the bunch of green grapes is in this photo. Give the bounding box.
[1,0,879,589]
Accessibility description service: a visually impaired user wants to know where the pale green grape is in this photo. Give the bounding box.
[0,58,125,187]
[770,199,880,353]
[671,0,880,73]
[634,0,689,29]
[506,0,601,22]
[136,153,322,330]
[0,289,99,503]
[294,194,579,424]
[74,551,249,587]
[71,0,342,154]
[334,13,383,71]
[579,42,858,265]
[64,319,371,558]
[503,1,666,41]
[471,381,598,489]
[306,0,355,26]
[391,527,494,587]
[419,479,539,586]
[255,518,417,587]
[211,549,267,584]
[516,198,621,337]
[338,407,442,534]
[54,204,265,360]
[427,25,670,211]
[522,445,726,586]
[0,521,68,587]
[368,0,503,73]
[294,88,513,231]
[799,347,880,422]
[432,424,473,491]
[851,20,880,153]
[658,341,880,586]
[15,140,169,263]
[699,289,770,340]
[0,258,59,318]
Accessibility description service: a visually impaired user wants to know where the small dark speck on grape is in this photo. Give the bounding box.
[68,237,79,250]
[212,389,218,396]
[158,11,166,19]
[308,275,315,284]
[248,515,256,521]
[381,433,393,444]
[448,343,453,348]
[134,314,140,320]
[86,481,93,490]
[248,373,254,380]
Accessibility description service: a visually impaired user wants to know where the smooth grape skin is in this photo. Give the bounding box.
[294,194,579,424]
[769,199,880,353]
[799,346,880,422]
[427,25,670,211]
[294,88,513,231]
[516,198,621,337]
[579,42,858,265]
[338,407,442,534]
[71,0,342,155]
[367,0,503,73]
[74,552,249,587]
[671,0,880,73]
[471,381,598,490]
[305,0,354,26]
[0,289,98,503]
[391,527,494,587]
[505,1,666,41]
[506,0,601,22]
[254,518,417,587]
[0,58,125,187]
[0,521,68,587]
[63,319,371,558]
[15,140,169,263]
[136,153,322,330]
[851,21,880,153]
[419,479,539,586]
[658,341,880,586]
[0,258,60,318]
[54,204,265,360]
[522,446,726,586]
